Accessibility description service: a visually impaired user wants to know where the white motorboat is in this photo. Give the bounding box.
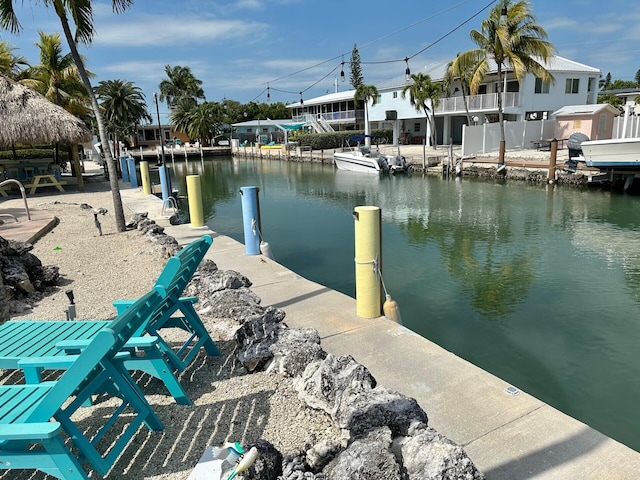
[579,137,640,170]
[333,135,409,174]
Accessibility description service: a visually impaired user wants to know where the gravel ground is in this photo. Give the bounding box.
[0,182,339,480]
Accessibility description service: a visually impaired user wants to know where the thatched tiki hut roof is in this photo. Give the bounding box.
[0,74,91,147]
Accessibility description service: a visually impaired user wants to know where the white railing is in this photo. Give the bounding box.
[613,115,640,139]
[317,116,335,132]
[434,92,520,114]
[292,110,361,124]
[461,119,556,157]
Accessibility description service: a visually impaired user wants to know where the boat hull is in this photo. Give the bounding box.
[581,137,640,170]
[333,152,384,174]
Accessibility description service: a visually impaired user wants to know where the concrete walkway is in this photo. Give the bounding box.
[120,185,640,479]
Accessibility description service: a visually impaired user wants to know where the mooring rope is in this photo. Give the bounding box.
[354,254,389,297]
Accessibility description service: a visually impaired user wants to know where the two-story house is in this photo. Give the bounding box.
[288,55,600,146]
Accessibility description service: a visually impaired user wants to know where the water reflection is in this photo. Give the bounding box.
[168,157,640,451]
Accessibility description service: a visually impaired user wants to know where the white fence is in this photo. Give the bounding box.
[461,119,556,157]
[613,115,640,139]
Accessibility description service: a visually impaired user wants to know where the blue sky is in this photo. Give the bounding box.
[1,0,639,121]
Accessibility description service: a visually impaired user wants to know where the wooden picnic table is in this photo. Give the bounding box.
[25,174,67,194]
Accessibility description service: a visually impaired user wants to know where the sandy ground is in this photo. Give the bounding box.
[0,180,339,480]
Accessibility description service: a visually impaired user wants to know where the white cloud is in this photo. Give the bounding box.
[92,12,268,47]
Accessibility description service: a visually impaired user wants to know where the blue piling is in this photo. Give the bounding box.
[240,186,261,255]
[158,164,171,201]
[127,156,138,187]
[119,156,129,183]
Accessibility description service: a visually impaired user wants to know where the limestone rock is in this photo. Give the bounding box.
[198,287,262,320]
[398,426,485,480]
[269,327,326,377]
[281,453,328,479]
[235,306,287,372]
[333,385,428,437]
[305,438,343,472]
[187,266,251,297]
[324,427,401,480]
[294,354,376,415]
[242,439,283,480]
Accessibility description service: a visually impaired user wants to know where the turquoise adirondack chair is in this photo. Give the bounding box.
[113,234,220,370]
[0,287,166,480]
[0,235,219,405]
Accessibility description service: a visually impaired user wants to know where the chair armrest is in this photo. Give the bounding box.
[18,355,81,370]
[0,422,61,440]
[180,296,198,304]
[113,299,135,314]
[57,336,158,351]
[18,352,131,383]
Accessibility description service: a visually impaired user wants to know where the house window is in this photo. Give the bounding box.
[565,78,580,94]
[247,128,253,133]
[535,78,550,94]
[588,77,596,93]
[413,123,420,132]
[376,94,382,104]
[393,91,398,99]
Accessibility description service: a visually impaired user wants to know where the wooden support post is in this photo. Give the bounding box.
[72,143,84,192]
[548,138,558,183]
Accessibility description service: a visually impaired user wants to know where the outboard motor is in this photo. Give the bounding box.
[566,132,590,173]
[568,132,590,159]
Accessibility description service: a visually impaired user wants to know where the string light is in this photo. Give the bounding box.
[253,0,494,102]
[266,84,270,102]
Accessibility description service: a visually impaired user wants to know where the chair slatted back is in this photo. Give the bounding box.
[28,287,164,422]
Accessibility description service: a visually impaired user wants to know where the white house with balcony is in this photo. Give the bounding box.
[288,55,600,146]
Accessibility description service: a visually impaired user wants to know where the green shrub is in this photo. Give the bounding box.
[294,128,394,149]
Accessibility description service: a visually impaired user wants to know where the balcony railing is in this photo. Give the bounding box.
[434,92,520,114]
[292,110,363,124]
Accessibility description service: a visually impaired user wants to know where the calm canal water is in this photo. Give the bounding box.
[167,156,640,452]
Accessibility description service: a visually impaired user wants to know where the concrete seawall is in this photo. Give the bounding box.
[121,185,640,479]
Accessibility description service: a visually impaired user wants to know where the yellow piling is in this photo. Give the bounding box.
[354,206,382,318]
[186,175,204,227]
[140,161,151,195]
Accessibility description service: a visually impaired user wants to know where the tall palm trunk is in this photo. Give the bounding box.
[497,64,505,142]
[461,82,472,126]
[496,64,506,165]
[364,102,370,147]
[56,8,126,232]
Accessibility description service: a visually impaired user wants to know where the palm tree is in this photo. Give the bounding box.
[1,0,132,232]
[457,0,555,166]
[94,79,152,153]
[28,32,91,118]
[446,51,484,127]
[187,102,221,146]
[354,84,378,147]
[169,101,221,146]
[158,65,205,110]
[402,72,443,149]
[0,40,28,79]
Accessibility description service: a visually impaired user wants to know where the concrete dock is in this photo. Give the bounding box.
[117,185,640,479]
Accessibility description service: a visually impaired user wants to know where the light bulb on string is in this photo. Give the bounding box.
[404,57,411,82]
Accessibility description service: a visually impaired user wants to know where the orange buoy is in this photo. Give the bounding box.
[383,294,402,324]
